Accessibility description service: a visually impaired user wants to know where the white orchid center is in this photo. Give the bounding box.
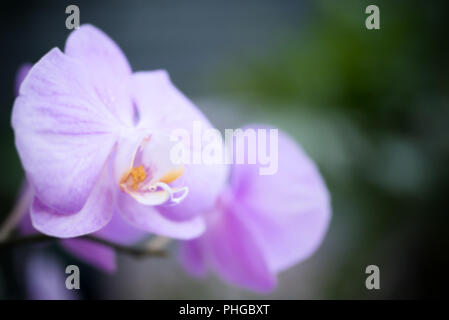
[119,134,188,206]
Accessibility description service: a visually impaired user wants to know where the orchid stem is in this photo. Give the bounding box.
[0,234,168,258]
[0,183,33,242]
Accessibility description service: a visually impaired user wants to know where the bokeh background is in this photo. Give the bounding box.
[1,0,448,299]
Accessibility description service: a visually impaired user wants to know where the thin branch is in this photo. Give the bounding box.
[0,234,167,258]
[0,183,33,241]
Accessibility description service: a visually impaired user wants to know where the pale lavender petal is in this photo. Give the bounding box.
[178,239,207,277]
[15,63,32,96]
[64,24,134,126]
[183,202,276,292]
[30,169,114,238]
[12,48,120,213]
[117,190,205,239]
[95,211,148,245]
[231,126,331,272]
[130,71,228,221]
[61,238,116,273]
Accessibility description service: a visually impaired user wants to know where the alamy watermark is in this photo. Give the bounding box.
[365,265,380,290]
[169,121,279,175]
[365,5,380,30]
[65,264,80,290]
[65,5,80,30]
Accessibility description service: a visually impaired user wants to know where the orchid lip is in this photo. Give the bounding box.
[148,182,189,206]
[120,167,189,207]
[119,148,188,207]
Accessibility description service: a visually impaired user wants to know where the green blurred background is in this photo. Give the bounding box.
[0,0,448,299]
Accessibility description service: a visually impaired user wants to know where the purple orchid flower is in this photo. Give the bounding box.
[13,67,156,272]
[179,127,331,292]
[11,25,227,241]
[10,25,330,292]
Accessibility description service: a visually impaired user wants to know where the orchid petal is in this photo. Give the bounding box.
[231,126,331,272]
[178,239,207,277]
[182,203,276,292]
[61,238,116,273]
[30,169,114,238]
[65,24,134,126]
[12,48,119,214]
[95,211,148,245]
[130,71,228,220]
[116,190,205,239]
